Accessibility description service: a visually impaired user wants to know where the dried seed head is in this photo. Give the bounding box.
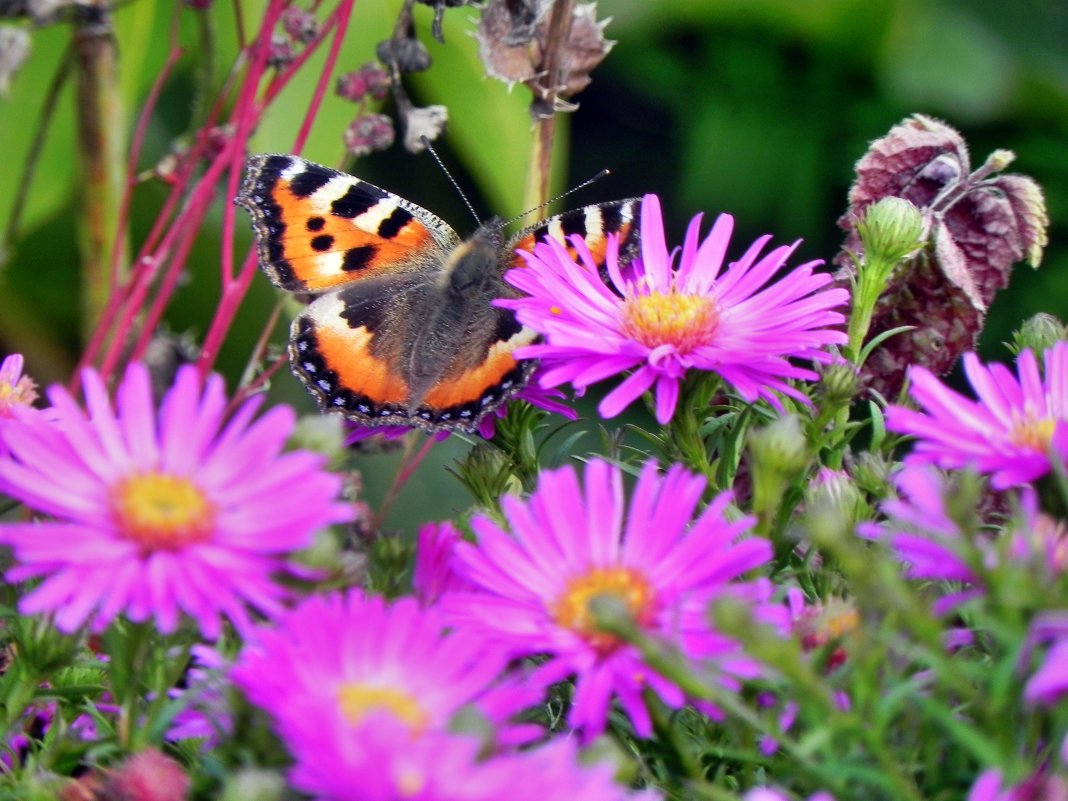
[336,63,391,102]
[835,114,1049,397]
[344,113,395,158]
[376,36,432,73]
[282,7,319,45]
[401,105,448,152]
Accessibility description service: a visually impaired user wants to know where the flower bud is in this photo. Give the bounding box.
[102,749,189,801]
[748,414,809,477]
[282,7,318,44]
[376,36,432,73]
[267,33,294,69]
[805,467,864,533]
[817,357,860,406]
[344,113,395,158]
[219,769,287,801]
[855,197,925,276]
[1011,313,1068,360]
[748,415,809,520]
[336,63,391,102]
[852,451,892,497]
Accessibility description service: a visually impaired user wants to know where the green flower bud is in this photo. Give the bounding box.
[818,358,860,406]
[805,467,865,538]
[748,415,810,520]
[852,451,892,498]
[1010,313,1068,359]
[220,769,287,801]
[855,197,926,270]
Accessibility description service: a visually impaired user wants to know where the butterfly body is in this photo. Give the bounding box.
[236,154,641,433]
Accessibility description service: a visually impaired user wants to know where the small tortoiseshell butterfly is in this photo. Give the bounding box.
[236,154,641,433]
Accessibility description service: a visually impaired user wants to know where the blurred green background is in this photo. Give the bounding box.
[1,0,1066,530]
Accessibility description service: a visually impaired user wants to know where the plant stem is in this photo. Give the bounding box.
[73,0,128,342]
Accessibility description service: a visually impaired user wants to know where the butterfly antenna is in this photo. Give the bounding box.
[421,135,482,227]
[500,169,611,229]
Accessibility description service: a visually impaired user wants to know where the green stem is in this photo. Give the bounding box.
[73,0,128,342]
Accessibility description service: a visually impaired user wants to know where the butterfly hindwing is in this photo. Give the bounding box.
[290,274,426,423]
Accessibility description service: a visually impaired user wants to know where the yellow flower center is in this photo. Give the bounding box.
[551,567,657,653]
[337,683,428,732]
[111,472,216,550]
[0,376,38,418]
[620,291,718,353]
[1008,413,1056,451]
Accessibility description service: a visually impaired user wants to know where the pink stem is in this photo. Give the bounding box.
[198,0,355,376]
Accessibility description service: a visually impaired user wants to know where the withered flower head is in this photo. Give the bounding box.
[836,114,1049,398]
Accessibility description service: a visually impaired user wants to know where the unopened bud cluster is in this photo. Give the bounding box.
[335,62,395,158]
[268,7,320,69]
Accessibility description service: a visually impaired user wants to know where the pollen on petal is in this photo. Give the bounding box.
[551,566,657,653]
[337,683,428,732]
[111,472,216,550]
[1008,413,1056,451]
[620,291,718,353]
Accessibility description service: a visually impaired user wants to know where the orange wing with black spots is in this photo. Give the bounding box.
[507,198,642,276]
[236,154,460,293]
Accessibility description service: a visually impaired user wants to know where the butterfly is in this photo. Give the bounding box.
[235,154,642,433]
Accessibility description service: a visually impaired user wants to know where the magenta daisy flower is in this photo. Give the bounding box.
[412,521,477,606]
[231,591,545,800]
[0,362,351,637]
[0,354,38,419]
[262,719,657,801]
[440,458,781,741]
[887,343,1068,489]
[1023,611,1068,707]
[968,768,1068,801]
[0,353,44,457]
[860,466,988,613]
[498,194,848,423]
[863,466,1064,614]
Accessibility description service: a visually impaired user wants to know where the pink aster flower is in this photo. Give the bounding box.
[887,343,1068,489]
[860,466,986,613]
[0,353,44,457]
[1023,611,1068,707]
[165,645,232,747]
[262,719,657,801]
[862,466,1064,614]
[744,791,835,801]
[0,363,351,638]
[968,768,1068,801]
[440,458,782,741]
[231,591,547,800]
[412,521,477,606]
[0,354,38,419]
[499,194,848,423]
